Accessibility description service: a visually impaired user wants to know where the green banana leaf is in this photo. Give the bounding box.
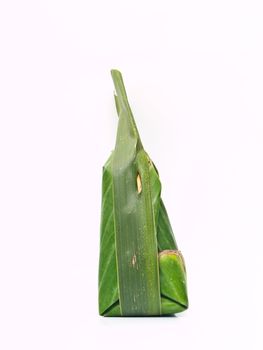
[98,70,188,316]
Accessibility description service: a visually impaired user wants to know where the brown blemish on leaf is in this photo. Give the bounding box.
[159,249,181,257]
[132,254,137,268]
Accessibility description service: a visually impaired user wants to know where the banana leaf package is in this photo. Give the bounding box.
[98,70,188,316]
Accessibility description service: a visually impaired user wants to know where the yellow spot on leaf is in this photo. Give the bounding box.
[136,174,142,194]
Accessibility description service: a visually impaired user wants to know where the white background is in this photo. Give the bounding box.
[0,1,262,349]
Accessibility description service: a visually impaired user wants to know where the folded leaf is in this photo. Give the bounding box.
[98,70,188,316]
